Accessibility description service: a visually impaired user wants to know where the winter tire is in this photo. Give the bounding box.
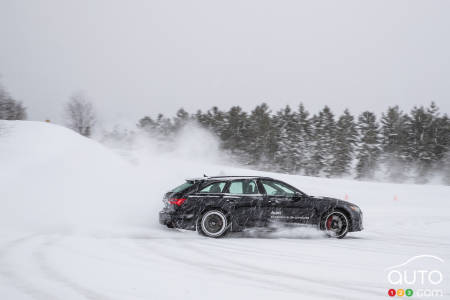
[198,210,228,238]
[323,211,349,239]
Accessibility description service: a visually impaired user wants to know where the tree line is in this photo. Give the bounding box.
[138,103,450,184]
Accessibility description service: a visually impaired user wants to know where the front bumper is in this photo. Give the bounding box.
[349,210,363,232]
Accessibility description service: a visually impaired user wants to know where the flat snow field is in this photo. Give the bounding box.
[1,121,449,300]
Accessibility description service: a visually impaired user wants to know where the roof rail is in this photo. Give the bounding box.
[186,175,273,181]
[208,175,259,178]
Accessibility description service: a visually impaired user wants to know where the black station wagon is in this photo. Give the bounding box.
[159,176,363,238]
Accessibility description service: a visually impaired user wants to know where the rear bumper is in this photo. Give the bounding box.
[159,210,196,230]
[159,211,173,225]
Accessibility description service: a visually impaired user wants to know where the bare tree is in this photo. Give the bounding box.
[0,83,27,120]
[64,92,96,137]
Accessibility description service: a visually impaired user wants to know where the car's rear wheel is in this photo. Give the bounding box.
[323,211,349,239]
[197,210,228,238]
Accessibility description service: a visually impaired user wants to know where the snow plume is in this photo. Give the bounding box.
[97,121,236,227]
[373,155,450,186]
[238,224,326,239]
[135,121,226,165]
[99,121,227,166]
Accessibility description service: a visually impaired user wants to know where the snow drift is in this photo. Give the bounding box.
[0,121,150,232]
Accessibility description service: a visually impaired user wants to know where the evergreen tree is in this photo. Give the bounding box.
[356,111,381,179]
[329,109,357,177]
[309,115,322,176]
[406,102,441,182]
[138,113,173,137]
[430,110,450,182]
[442,150,450,185]
[273,106,298,173]
[137,116,156,129]
[295,103,313,175]
[157,114,175,136]
[208,107,226,139]
[380,106,410,182]
[194,107,224,133]
[432,111,450,164]
[310,106,336,177]
[247,103,277,166]
[221,106,250,159]
[194,109,210,128]
[173,108,190,131]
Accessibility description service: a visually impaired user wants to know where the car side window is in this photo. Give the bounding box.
[261,182,278,195]
[261,180,296,197]
[228,180,259,194]
[199,182,226,193]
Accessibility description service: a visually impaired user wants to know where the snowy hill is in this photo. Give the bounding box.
[1,120,449,300]
[0,121,150,231]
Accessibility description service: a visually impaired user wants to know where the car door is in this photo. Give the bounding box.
[223,179,265,228]
[188,181,227,211]
[260,179,313,224]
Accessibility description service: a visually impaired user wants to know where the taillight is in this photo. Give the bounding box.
[169,198,186,206]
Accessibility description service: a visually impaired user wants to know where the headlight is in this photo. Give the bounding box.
[350,205,360,212]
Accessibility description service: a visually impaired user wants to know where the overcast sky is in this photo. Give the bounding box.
[1,0,449,127]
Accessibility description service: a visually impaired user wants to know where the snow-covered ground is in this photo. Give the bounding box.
[1,121,449,300]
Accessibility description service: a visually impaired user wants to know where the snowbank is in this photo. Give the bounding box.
[0,121,151,232]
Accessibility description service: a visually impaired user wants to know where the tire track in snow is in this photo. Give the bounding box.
[131,238,365,300]
[159,238,383,298]
[186,239,383,297]
[197,237,345,267]
[0,234,59,300]
[32,235,118,300]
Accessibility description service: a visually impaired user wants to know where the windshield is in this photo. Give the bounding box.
[170,181,194,193]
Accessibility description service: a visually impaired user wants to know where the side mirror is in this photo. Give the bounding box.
[294,192,304,200]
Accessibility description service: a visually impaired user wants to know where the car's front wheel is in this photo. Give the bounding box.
[323,211,349,239]
[197,210,229,238]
